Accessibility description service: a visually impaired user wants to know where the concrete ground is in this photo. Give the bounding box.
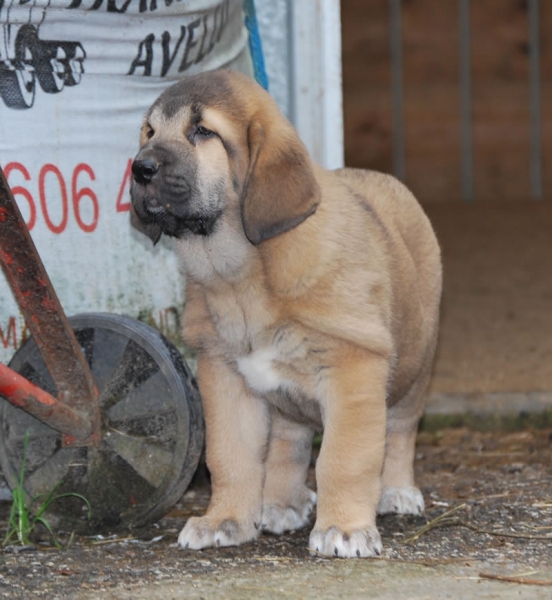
[95,560,552,600]
[2,427,550,599]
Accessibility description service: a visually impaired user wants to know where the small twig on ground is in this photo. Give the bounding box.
[407,518,552,542]
[88,536,137,546]
[479,572,552,586]
[236,585,304,598]
[403,502,552,543]
[253,556,294,562]
[403,503,467,544]
[471,492,518,501]
[454,521,552,541]
[380,556,469,567]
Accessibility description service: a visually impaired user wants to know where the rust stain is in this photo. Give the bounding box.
[0,249,13,265]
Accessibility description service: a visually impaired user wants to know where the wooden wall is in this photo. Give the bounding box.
[341,0,552,203]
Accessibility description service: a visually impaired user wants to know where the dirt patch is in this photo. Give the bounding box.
[0,427,550,598]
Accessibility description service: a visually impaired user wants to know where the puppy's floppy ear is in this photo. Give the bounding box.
[130,204,162,245]
[241,119,320,245]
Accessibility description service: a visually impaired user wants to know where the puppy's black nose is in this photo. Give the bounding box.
[132,158,159,184]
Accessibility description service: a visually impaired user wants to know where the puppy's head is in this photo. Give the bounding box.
[130,70,320,245]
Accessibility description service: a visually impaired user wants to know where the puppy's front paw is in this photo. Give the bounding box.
[261,489,316,534]
[377,486,425,515]
[178,516,258,550]
[309,525,382,558]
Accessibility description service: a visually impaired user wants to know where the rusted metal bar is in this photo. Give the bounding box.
[0,166,100,445]
[0,362,94,440]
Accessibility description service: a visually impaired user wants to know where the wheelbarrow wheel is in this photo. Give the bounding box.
[0,313,204,535]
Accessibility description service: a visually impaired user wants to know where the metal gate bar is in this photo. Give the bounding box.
[459,0,474,202]
[390,0,406,182]
[529,0,542,200]
[389,0,544,202]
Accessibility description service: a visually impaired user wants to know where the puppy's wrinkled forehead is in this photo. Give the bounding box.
[147,71,247,129]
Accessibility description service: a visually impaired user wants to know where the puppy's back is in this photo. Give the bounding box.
[333,168,442,401]
[335,167,441,301]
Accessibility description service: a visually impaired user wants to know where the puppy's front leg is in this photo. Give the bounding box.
[261,414,316,534]
[310,350,388,558]
[178,355,269,549]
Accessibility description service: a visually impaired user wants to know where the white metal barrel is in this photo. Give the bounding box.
[0,0,253,364]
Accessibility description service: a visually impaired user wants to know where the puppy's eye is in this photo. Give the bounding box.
[145,126,154,140]
[195,125,215,139]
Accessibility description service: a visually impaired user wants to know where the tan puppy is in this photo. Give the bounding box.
[130,70,442,558]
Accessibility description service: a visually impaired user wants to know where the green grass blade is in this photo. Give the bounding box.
[34,516,62,549]
[51,492,92,520]
[3,428,91,548]
[31,483,62,519]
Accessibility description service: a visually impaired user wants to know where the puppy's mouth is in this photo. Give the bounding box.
[143,196,166,217]
[137,194,221,238]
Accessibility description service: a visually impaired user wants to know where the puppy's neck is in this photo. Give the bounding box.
[258,181,332,296]
[176,215,257,287]
[176,175,333,298]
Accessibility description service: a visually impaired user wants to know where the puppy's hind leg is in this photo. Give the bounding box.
[260,413,316,534]
[377,370,430,516]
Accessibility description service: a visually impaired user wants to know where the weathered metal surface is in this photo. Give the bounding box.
[0,362,93,439]
[0,166,100,444]
[0,314,204,533]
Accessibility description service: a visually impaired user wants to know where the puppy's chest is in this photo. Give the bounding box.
[206,294,328,426]
[235,325,328,427]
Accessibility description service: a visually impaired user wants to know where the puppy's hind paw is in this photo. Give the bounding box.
[261,490,316,534]
[377,486,425,515]
[309,525,382,558]
[178,516,258,550]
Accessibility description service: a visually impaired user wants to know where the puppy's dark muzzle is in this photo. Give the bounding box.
[141,196,166,218]
[132,158,160,185]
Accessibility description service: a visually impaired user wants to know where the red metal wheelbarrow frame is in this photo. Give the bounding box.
[0,166,101,446]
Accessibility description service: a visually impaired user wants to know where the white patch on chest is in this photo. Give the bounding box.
[237,348,290,394]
